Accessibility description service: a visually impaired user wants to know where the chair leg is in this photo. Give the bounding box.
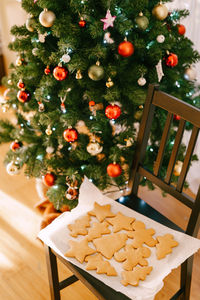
[180,256,194,300]
[45,245,61,300]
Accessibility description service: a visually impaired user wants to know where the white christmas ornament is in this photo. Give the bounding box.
[62,54,71,63]
[137,77,146,86]
[38,32,47,43]
[6,162,20,175]
[87,142,103,156]
[104,32,114,44]
[156,35,165,43]
[32,48,38,56]
[46,146,55,154]
[156,59,164,82]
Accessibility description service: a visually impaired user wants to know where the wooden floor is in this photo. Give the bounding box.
[0,108,199,300]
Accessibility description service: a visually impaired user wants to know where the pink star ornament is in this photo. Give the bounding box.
[101,9,116,31]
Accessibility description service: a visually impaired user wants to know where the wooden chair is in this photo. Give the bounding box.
[44,84,200,300]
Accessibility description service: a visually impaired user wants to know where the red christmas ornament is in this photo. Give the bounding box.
[79,19,86,28]
[63,128,78,142]
[165,53,178,68]
[177,24,186,35]
[43,173,56,187]
[17,90,31,103]
[107,163,122,178]
[89,100,95,107]
[44,66,51,75]
[17,80,25,90]
[53,66,68,81]
[118,41,134,57]
[105,104,121,120]
[10,141,22,151]
[174,114,181,121]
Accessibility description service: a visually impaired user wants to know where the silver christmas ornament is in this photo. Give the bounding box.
[39,8,56,28]
[6,162,20,175]
[137,77,146,86]
[156,35,165,43]
[87,142,103,156]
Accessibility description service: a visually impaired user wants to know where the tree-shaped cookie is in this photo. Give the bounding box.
[86,221,111,241]
[68,215,91,237]
[121,266,153,286]
[88,202,115,222]
[93,233,128,259]
[65,238,96,263]
[107,212,135,232]
[156,234,179,259]
[128,220,157,248]
[114,244,151,271]
[85,254,117,276]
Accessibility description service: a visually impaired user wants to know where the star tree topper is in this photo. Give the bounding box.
[101,9,116,31]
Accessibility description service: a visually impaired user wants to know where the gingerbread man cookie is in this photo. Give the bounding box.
[156,234,179,259]
[68,215,91,237]
[114,244,151,271]
[65,238,96,263]
[128,220,157,248]
[88,202,115,222]
[121,266,153,286]
[85,254,117,276]
[107,212,135,232]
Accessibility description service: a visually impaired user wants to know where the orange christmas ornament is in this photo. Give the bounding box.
[177,24,186,35]
[43,173,56,187]
[17,90,31,103]
[53,66,68,81]
[107,163,122,177]
[63,128,78,142]
[118,41,134,57]
[105,104,121,120]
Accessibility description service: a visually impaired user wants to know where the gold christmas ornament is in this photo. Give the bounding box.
[76,69,83,79]
[137,77,146,86]
[45,125,52,136]
[125,138,134,147]
[16,57,23,66]
[173,161,183,176]
[88,61,105,81]
[152,3,168,21]
[39,8,56,28]
[134,110,143,121]
[135,12,149,30]
[106,77,114,88]
[26,17,35,32]
[184,67,197,81]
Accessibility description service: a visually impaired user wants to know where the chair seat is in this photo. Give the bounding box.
[64,195,183,300]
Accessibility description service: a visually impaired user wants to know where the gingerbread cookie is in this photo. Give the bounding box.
[156,234,179,259]
[114,244,151,271]
[128,220,157,248]
[107,212,135,233]
[68,215,90,237]
[65,238,96,263]
[88,202,115,222]
[86,221,111,241]
[85,254,117,276]
[121,266,153,286]
[93,233,128,259]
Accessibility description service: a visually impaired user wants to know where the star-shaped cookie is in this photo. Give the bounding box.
[93,233,128,259]
[88,202,115,222]
[85,254,117,276]
[65,238,96,263]
[107,212,135,232]
[68,215,91,237]
[86,221,111,241]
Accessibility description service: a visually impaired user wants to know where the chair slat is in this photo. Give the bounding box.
[153,112,173,176]
[176,127,200,192]
[165,119,186,184]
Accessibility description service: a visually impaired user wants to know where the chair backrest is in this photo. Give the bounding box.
[128,84,200,237]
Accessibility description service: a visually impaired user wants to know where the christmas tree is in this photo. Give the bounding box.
[1,0,200,210]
